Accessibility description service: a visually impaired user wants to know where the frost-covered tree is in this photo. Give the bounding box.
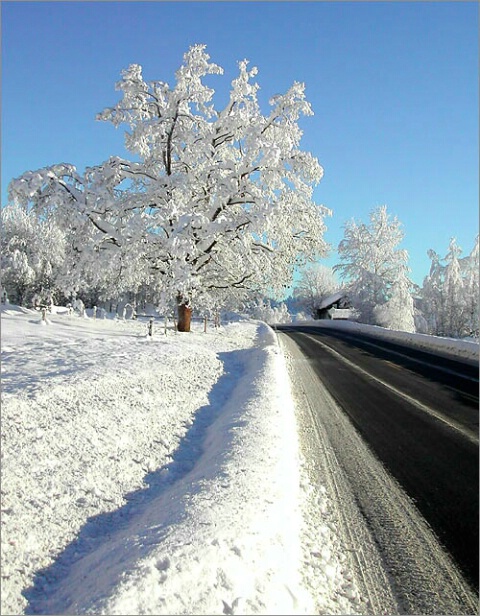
[463,236,479,337]
[0,204,66,306]
[335,205,414,327]
[443,238,465,338]
[249,297,292,325]
[421,249,445,335]
[373,265,415,332]
[293,263,339,318]
[9,45,329,331]
[420,236,479,338]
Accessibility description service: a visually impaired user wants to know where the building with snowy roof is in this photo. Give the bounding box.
[316,291,356,320]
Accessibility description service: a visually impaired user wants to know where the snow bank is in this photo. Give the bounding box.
[1,308,310,615]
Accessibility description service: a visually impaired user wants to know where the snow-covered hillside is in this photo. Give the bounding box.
[1,305,478,615]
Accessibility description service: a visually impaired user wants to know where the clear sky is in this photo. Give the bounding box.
[2,1,478,286]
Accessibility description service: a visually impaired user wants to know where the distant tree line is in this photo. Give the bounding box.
[2,201,478,339]
[293,206,479,338]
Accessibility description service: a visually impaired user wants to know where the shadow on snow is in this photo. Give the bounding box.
[23,348,251,615]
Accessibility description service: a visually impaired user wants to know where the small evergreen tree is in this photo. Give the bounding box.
[374,265,415,332]
[462,236,479,337]
[421,250,445,335]
[443,238,466,337]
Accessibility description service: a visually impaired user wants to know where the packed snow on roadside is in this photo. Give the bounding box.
[1,305,367,616]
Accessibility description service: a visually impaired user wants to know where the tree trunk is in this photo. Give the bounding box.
[177,296,192,332]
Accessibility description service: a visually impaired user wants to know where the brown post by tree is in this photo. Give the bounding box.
[177,295,192,332]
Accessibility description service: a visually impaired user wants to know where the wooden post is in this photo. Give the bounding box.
[204,315,207,333]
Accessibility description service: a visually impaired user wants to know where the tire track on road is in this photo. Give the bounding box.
[280,332,478,615]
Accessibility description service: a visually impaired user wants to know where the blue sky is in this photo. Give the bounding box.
[2,1,478,286]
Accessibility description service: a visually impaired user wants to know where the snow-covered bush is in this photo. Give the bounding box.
[250,298,292,324]
[292,311,310,322]
[72,298,86,317]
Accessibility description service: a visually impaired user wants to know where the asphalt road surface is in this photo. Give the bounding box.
[276,324,478,614]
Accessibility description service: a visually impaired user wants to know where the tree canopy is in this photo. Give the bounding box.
[421,236,479,337]
[335,205,414,328]
[8,45,330,329]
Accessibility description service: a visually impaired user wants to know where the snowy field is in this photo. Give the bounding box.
[1,304,478,615]
[0,305,359,616]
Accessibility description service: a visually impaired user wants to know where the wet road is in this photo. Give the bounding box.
[277,324,479,594]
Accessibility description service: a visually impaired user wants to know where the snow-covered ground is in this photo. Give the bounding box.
[0,305,353,615]
[1,305,478,615]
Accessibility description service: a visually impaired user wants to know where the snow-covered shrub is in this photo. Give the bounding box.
[72,298,86,317]
[250,299,292,325]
